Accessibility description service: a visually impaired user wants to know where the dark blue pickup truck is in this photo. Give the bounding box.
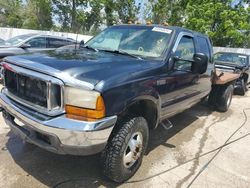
[0,25,236,182]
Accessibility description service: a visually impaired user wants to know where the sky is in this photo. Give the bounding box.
[231,0,249,7]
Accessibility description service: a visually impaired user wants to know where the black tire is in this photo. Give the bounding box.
[208,85,218,108]
[216,84,233,112]
[101,116,149,183]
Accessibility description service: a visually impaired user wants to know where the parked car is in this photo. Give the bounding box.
[0,34,76,59]
[55,44,80,52]
[54,40,85,52]
[0,25,237,182]
[214,52,249,95]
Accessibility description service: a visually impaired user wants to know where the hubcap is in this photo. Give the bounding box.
[227,91,232,107]
[123,132,143,169]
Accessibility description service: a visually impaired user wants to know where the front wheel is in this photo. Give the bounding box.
[101,116,149,183]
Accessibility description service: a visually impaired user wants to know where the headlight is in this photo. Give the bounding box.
[64,86,105,121]
[64,86,100,109]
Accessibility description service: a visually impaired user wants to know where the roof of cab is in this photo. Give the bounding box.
[110,24,209,38]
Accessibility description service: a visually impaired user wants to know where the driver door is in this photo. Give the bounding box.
[160,33,201,118]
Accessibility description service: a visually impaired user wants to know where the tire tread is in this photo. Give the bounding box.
[101,117,148,182]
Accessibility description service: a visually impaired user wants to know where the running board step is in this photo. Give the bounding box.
[160,119,173,130]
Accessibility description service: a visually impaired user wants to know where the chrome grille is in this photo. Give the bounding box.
[2,63,64,116]
[5,69,48,107]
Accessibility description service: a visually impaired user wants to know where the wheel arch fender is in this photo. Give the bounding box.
[118,93,161,130]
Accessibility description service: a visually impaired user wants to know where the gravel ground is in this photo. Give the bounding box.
[0,92,250,188]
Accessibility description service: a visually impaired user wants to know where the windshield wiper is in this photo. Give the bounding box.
[83,45,99,52]
[101,49,142,60]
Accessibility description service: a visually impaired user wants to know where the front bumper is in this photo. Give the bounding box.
[0,93,117,155]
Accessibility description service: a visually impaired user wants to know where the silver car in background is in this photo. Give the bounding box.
[0,34,76,59]
[0,34,76,81]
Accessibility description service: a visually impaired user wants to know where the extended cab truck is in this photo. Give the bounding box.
[0,25,235,182]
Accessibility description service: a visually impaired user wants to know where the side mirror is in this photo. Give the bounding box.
[20,43,31,49]
[191,53,208,74]
[79,40,85,48]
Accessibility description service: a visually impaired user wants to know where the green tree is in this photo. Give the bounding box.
[52,0,87,32]
[0,0,23,28]
[184,0,250,47]
[103,0,117,26]
[116,0,141,23]
[84,0,103,34]
[23,0,53,30]
[102,0,140,26]
[52,0,103,34]
[145,0,187,26]
[147,0,171,24]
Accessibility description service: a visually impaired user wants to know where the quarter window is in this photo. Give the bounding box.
[198,36,211,62]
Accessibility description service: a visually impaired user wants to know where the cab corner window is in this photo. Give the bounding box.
[198,36,211,63]
[174,36,195,71]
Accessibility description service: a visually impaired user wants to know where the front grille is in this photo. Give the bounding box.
[3,64,64,116]
[5,69,48,107]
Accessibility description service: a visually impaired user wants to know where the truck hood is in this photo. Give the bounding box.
[4,50,161,90]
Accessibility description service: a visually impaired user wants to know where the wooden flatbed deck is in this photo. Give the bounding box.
[212,70,240,85]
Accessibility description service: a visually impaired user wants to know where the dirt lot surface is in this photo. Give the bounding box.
[0,92,250,188]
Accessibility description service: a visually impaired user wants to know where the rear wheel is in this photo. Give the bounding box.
[101,116,149,183]
[208,85,218,108]
[216,84,233,112]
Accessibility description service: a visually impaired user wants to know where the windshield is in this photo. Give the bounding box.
[4,34,35,46]
[214,52,249,66]
[85,26,172,59]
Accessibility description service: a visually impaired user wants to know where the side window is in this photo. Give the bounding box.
[198,36,211,63]
[174,36,195,71]
[26,37,46,48]
[48,38,70,48]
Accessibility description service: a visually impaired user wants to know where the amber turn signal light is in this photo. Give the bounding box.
[66,96,105,121]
